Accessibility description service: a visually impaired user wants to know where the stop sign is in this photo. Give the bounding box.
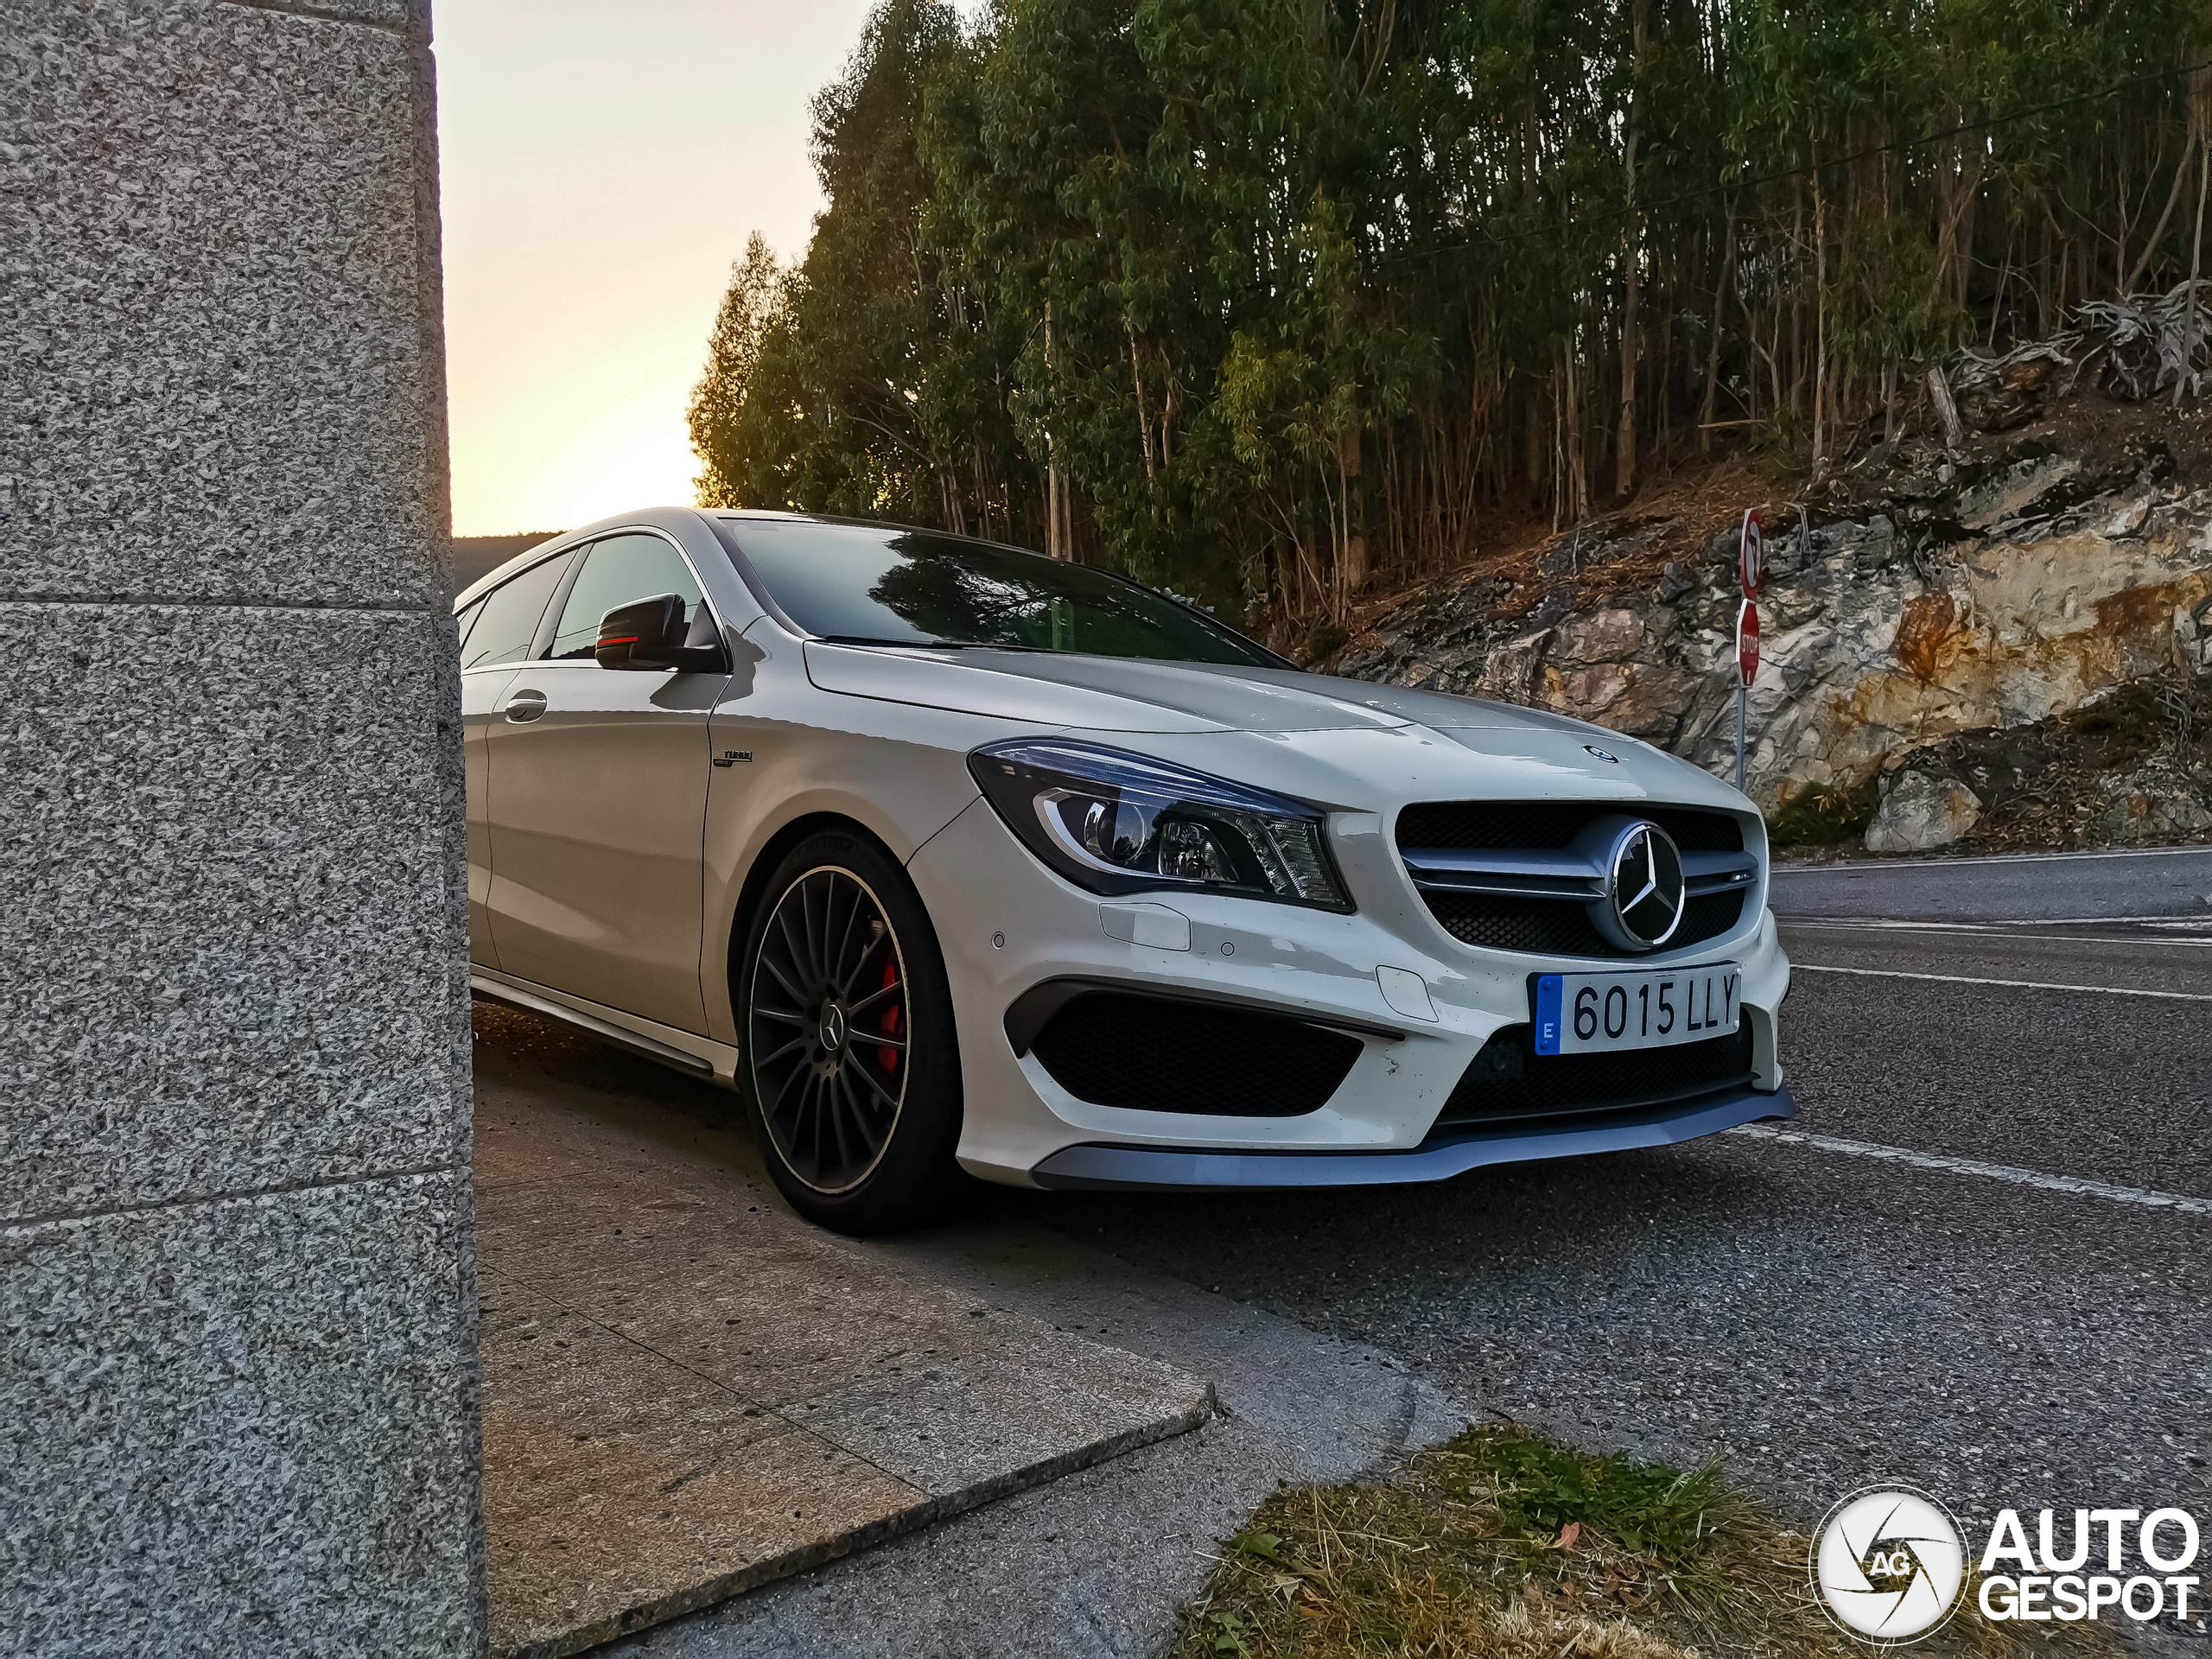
[1739,508,1764,597]
[1737,599,1760,687]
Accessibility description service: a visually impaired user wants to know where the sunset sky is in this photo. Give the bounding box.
[435,0,882,537]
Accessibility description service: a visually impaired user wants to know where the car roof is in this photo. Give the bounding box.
[454,508,1072,612]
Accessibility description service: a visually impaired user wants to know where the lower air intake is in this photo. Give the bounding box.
[1432,1022,1756,1130]
[1027,990,1362,1117]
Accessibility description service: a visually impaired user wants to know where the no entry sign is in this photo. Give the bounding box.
[1737,598,1760,688]
[1739,508,1764,597]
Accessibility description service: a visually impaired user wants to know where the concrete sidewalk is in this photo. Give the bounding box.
[467,1007,1472,1659]
[474,1052,1212,1657]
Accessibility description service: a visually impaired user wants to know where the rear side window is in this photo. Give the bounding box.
[544,533,707,659]
[460,550,573,671]
[454,595,486,652]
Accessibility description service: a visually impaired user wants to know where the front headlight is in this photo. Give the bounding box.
[967,739,1351,911]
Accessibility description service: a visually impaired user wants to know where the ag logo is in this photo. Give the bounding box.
[1813,1485,1967,1643]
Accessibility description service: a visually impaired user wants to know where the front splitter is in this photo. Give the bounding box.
[1027,1085,1796,1191]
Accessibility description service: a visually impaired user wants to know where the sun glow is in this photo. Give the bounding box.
[434,0,877,537]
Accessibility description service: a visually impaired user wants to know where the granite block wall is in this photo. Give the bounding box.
[0,0,480,1652]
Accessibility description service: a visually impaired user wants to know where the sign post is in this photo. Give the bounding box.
[1734,510,1764,793]
[1735,598,1760,791]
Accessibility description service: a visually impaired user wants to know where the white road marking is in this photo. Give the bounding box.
[1731,1124,2212,1218]
[1782,916,2212,931]
[1792,963,2212,1001]
[1774,845,2212,872]
[1782,921,2212,948]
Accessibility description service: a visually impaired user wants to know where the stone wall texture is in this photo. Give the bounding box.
[1,1,481,1653]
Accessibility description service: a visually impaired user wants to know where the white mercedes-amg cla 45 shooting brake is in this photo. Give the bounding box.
[457,508,1794,1231]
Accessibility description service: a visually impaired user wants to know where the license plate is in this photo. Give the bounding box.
[1532,963,1741,1056]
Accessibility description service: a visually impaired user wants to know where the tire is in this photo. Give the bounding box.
[735,830,965,1233]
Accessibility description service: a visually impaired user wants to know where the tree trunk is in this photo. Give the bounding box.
[1928,365,1964,451]
[1158,345,1176,474]
[1561,340,1589,526]
[1527,379,1546,500]
[1337,425,1367,595]
[1614,0,1647,499]
[1615,246,1639,497]
[2179,124,2209,407]
[1701,202,1736,455]
[1787,186,1805,417]
[2123,73,2208,296]
[1046,302,1064,559]
[1811,161,1829,474]
[1128,327,1157,491]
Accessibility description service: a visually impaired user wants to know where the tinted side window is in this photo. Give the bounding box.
[460,550,573,671]
[545,534,707,660]
[454,596,486,652]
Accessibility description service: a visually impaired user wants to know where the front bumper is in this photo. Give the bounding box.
[1029,1083,1795,1190]
[906,794,1793,1189]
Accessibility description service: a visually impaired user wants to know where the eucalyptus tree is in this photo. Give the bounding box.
[690,0,2212,633]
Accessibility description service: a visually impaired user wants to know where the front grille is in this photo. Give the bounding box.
[1398,799,1751,958]
[1432,1022,1756,1130]
[1396,802,1744,854]
[1028,991,1362,1117]
[1424,889,1745,955]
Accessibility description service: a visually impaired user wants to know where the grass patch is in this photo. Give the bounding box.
[1175,1423,2109,1659]
[1300,620,1353,664]
[2063,682,2166,766]
[1765,779,1881,849]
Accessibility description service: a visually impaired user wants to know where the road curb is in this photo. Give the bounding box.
[492,1380,1213,1659]
[473,1108,1214,1659]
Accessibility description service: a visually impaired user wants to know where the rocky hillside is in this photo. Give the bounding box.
[1336,356,2212,854]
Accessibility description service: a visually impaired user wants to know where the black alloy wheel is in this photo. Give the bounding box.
[739,830,964,1231]
[749,865,909,1192]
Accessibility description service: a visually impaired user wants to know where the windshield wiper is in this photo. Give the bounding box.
[817,633,963,649]
[815,634,1051,653]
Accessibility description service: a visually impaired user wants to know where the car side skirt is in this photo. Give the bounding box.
[469,967,741,1085]
[1027,1084,1795,1191]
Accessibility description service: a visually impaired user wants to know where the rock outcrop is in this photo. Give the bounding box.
[2093,754,2212,842]
[1341,417,2212,823]
[1864,772,1983,853]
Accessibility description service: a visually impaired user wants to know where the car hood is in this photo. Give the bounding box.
[802,641,1567,735]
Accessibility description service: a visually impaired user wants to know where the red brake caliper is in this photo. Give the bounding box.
[876,956,901,1073]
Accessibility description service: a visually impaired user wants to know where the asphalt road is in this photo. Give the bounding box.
[1040,849,2210,1532]
[1769,842,2212,920]
[490,844,2212,1656]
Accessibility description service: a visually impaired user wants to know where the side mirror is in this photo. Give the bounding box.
[594,594,727,672]
[594,594,684,670]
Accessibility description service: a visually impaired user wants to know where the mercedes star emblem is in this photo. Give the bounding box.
[1595,820,1686,951]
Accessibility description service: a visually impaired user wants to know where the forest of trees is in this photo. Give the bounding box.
[689,0,2212,629]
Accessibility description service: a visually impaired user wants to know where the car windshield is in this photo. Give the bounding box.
[709,518,1278,667]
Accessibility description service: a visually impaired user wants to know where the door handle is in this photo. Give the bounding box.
[501,689,548,723]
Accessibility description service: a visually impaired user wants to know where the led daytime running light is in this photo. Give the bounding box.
[967,739,1351,912]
